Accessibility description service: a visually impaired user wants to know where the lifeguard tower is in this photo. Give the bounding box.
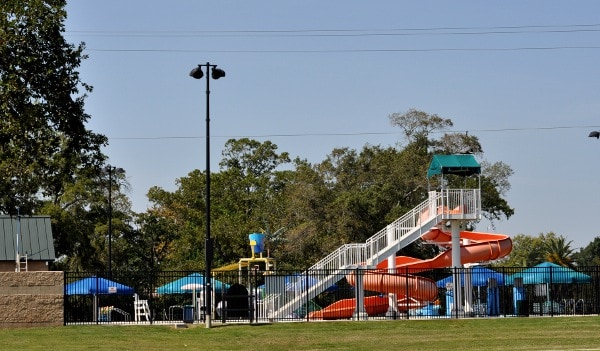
[213,233,276,284]
[240,233,275,268]
[237,233,276,283]
[211,233,277,321]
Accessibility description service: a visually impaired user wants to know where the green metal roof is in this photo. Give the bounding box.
[427,154,481,178]
[0,216,56,261]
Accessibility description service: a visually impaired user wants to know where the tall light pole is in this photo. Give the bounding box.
[105,165,123,279]
[189,62,226,328]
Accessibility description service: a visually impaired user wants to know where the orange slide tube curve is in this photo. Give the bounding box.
[309,228,512,319]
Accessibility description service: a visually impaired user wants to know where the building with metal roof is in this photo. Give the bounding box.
[0,216,56,272]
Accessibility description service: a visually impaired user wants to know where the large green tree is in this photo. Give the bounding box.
[44,167,133,272]
[544,233,575,268]
[497,232,574,268]
[276,158,333,269]
[213,138,291,266]
[574,236,600,266]
[145,170,207,271]
[146,138,292,270]
[0,1,134,273]
[0,0,107,214]
[144,110,516,270]
[390,109,514,225]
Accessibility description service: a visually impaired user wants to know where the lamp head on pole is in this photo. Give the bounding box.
[211,67,226,80]
[588,130,600,139]
[189,65,226,80]
[189,66,204,80]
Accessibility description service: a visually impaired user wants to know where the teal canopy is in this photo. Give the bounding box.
[156,273,229,294]
[427,154,481,178]
[506,262,592,285]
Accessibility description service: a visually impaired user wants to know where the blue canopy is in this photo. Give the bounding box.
[506,262,592,285]
[156,273,229,294]
[66,276,135,295]
[437,266,505,288]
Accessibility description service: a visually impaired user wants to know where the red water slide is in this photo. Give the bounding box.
[308,228,512,319]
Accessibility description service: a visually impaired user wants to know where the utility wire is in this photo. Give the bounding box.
[65,23,600,53]
[65,23,600,38]
[108,125,600,141]
[85,46,600,53]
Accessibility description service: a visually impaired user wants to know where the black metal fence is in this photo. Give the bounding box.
[64,265,600,325]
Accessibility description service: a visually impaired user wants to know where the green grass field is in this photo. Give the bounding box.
[1,317,599,350]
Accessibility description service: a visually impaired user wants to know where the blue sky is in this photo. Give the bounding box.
[64,1,600,250]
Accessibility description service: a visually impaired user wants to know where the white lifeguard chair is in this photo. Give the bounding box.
[134,294,151,322]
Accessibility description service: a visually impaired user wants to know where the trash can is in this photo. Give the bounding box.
[513,278,528,317]
[515,300,528,317]
[183,305,195,323]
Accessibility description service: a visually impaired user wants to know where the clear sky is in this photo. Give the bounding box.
[64,1,600,250]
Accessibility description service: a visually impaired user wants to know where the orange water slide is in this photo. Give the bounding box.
[308,295,426,320]
[391,228,513,271]
[308,228,512,320]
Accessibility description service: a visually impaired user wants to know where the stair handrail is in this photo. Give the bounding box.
[307,192,443,272]
[364,191,442,265]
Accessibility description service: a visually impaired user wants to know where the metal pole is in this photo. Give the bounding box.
[205,62,213,329]
[15,207,20,272]
[190,62,224,328]
[108,166,113,278]
[451,220,463,317]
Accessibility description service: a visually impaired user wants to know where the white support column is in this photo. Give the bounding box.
[385,225,399,318]
[463,263,474,316]
[428,191,437,220]
[450,220,464,317]
[385,248,399,318]
[463,238,474,316]
[352,265,374,321]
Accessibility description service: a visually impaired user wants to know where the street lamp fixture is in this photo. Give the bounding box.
[189,62,226,328]
[588,131,600,139]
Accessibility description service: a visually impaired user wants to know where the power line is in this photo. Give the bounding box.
[65,23,600,38]
[66,22,600,54]
[108,125,600,141]
[86,46,600,54]
[109,132,400,140]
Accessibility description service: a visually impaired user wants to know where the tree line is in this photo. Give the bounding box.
[2,1,597,273]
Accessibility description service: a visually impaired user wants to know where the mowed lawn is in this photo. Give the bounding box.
[1,317,599,350]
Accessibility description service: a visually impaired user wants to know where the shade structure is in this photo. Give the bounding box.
[506,262,592,285]
[427,154,481,178]
[156,273,229,294]
[436,266,505,288]
[65,276,134,295]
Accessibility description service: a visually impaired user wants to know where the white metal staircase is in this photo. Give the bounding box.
[269,189,481,319]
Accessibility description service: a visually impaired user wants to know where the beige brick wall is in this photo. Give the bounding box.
[0,261,49,272]
[0,271,63,327]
